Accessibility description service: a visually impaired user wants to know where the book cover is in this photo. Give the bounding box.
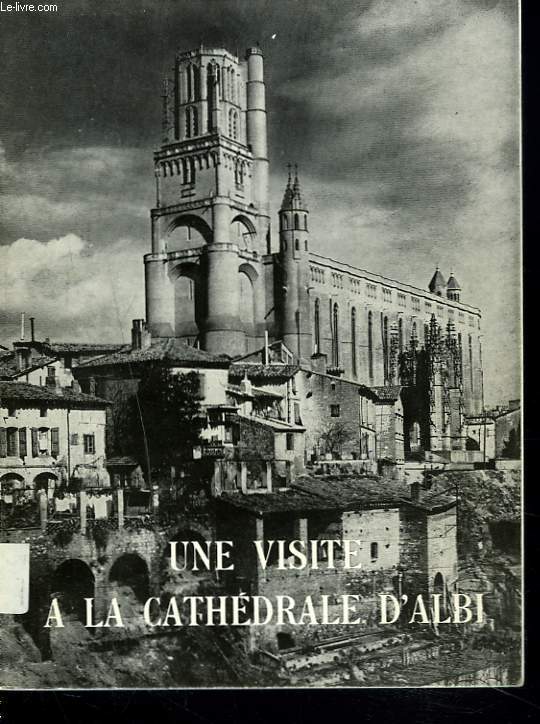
[0,0,522,689]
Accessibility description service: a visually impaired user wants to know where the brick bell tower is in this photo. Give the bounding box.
[144,45,270,356]
[277,166,312,362]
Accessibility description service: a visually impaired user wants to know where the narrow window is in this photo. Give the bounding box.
[469,334,474,391]
[185,108,191,138]
[370,542,379,560]
[294,213,299,230]
[304,239,308,251]
[304,215,308,231]
[382,315,389,383]
[368,311,374,380]
[192,106,199,136]
[412,321,417,340]
[286,433,294,451]
[330,404,340,417]
[40,407,47,418]
[19,428,27,457]
[6,428,18,457]
[398,317,403,354]
[314,299,320,353]
[38,428,49,454]
[351,307,357,377]
[295,239,299,251]
[84,434,96,455]
[332,303,340,366]
[193,65,201,100]
[283,215,288,230]
[186,64,192,101]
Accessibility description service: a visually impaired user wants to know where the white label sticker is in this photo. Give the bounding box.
[0,544,30,614]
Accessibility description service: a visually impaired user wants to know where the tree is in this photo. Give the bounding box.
[123,365,205,477]
[315,420,356,459]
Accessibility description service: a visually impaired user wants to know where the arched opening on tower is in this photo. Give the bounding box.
[239,268,256,336]
[166,214,212,253]
[170,262,205,341]
[231,215,256,251]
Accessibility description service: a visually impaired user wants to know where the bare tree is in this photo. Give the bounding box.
[315,420,356,459]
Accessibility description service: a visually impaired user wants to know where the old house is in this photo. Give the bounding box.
[216,474,457,652]
[0,381,109,507]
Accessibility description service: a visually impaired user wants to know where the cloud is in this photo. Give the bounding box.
[0,234,145,345]
[0,144,152,247]
[0,0,519,405]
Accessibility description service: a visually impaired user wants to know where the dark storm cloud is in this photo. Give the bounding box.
[0,0,520,404]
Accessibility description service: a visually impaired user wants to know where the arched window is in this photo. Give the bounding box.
[295,239,300,251]
[185,108,191,138]
[398,317,403,354]
[228,109,238,139]
[314,299,320,353]
[368,311,373,380]
[304,239,308,251]
[182,157,195,185]
[192,106,198,136]
[370,542,379,560]
[351,308,357,377]
[382,315,389,383]
[304,215,308,231]
[332,303,339,366]
[282,215,288,231]
[294,213,299,230]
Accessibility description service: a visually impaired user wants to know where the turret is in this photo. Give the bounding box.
[446,272,461,302]
[428,267,446,297]
[278,165,311,361]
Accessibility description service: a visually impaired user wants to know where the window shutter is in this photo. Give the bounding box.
[0,429,7,458]
[31,428,38,457]
[51,428,60,457]
[19,428,27,458]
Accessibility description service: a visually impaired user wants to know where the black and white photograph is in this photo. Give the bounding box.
[0,0,521,689]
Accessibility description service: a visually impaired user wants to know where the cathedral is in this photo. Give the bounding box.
[144,45,484,456]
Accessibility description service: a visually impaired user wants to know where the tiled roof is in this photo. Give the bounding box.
[229,364,299,380]
[78,338,231,369]
[218,474,455,515]
[0,354,59,379]
[13,340,127,355]
[0,381,109,407]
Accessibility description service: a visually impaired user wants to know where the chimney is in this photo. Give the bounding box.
[131,319,152,350]
[20,312,25,341]
[240,372,252,396]
[410,481,421,503]
[16,347,30,371]
[30,317,35,342]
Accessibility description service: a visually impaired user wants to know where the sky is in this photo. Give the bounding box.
[0,0,520,406]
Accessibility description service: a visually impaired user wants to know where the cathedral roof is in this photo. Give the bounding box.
[428,267,446,293]
[446,273,461,290]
